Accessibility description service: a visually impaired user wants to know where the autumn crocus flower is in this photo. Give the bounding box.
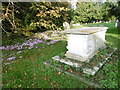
[10,46,15,50]
[44,37,49,40]
[0,46,6,50]
[49,40,59,44]
[7,57,16,61]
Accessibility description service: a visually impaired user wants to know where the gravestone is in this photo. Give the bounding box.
[63,22,70,30]
[115,20,120,28]
[63,27,108,62]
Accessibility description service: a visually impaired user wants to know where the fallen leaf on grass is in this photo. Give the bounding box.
[31,82,36,86]
[24,76,27,79]
[57,84,61,86]
[67,69,73,73]
[33,74,36,76]
[57,71,61,74]
[50,83,53,86]
[53,81,57,83]
[43,76,47,80]
[18,84,22,87]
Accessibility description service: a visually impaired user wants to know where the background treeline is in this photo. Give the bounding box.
[72,2,118,23]
[2,1,119,37]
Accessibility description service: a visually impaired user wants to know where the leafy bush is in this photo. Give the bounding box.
[72,2,116,24]
[2,2,73,36]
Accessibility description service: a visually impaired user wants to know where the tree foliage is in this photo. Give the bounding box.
[2,2,73,36]
[72,2,116,23]
[108,1,120,20]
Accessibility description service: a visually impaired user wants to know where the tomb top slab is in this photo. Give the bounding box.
[62,27,108,35]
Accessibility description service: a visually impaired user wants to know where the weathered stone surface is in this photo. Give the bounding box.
[46,47,116,76]
[65,52,89,62]
[83,68,96,75]
[62,27,108,35]
[93,66,99,71]
[63,22,70,30]
[63,27,108,62]
[52,56,60,61]
[83,48,117,75]
[60,59,82,67]
[115,20,120,28]
[52,56,82,67]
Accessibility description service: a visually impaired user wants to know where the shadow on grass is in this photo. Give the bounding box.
[106,34,119,48]
[106,28,119,35]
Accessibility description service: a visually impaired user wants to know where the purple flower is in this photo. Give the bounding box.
[44,37,49,40]
[17,46,22,50]
[6,46,10,48]
[0,46,6,50]
[37,40,43,43]
[49,40,59,44]
[29,42,34,47]
[49,41,55,44]
[10,46,15,50]
[7,57,16,61]
[33,41,37,44]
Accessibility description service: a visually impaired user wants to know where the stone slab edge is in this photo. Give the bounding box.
[83,48,117,75]
[52,56,82,67]
[43,60,101,88]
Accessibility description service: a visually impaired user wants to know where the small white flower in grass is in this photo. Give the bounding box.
[47,43,50,45]
[4,63,10,65]
[28,46,33,49]
[19,56,22,58]
[17,51,22,54]
[51,34,58,36]
[35,46,38,48]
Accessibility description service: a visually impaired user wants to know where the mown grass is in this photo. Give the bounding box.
[86,22,119,48]
[2,22,119,88]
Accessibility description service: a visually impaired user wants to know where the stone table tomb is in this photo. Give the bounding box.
[63,27,108,62]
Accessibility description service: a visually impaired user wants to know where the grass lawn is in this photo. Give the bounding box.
[2,22,119,88]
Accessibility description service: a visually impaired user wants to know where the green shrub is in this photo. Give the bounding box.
[2,2,73,36]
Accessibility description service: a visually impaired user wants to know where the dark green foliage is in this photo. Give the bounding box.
[2,2,73,36]
[109,1,120,20]
[72,2,116,23]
